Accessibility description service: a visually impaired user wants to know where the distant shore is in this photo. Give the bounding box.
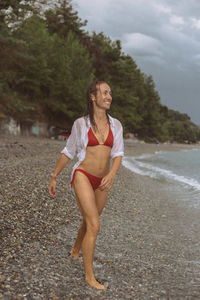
[124,138,200,156]
[1,135,200,299]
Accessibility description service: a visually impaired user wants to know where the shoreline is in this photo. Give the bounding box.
[124,138,200,156]
[123,139,200,208]
[1,136,200,299]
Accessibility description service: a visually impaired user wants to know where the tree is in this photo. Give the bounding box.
[0,0,199,142]
[140,75,162,138]
[46,30,94,122]
[45,0,86,39]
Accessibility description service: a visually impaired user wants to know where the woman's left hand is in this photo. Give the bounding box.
[99,172,115,191]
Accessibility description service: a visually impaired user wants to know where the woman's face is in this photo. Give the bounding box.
[93,83,112,110]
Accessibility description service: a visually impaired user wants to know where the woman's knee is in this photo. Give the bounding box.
[86,218,100,236]
[80,220,86,231]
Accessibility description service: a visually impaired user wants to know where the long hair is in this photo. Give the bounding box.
[86,80,109,132]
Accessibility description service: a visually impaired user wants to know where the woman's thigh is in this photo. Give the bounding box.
[95,189,109,216]
[73,171,99,220]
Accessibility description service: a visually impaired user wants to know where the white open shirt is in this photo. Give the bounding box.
[61,114,124,181]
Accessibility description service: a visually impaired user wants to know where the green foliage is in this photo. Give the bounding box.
[0,0,199,142]
[0,84,36,121]
[108,55,143,132]
[46,30,94,120]
[13,15,52,99]
[45,0,86,38]
[159,108,200,143]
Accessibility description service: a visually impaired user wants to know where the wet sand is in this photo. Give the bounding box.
[1,136,200,299]
[124,138,200,156]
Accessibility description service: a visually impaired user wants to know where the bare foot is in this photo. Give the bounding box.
[69,248,79,259]
[86,278,106,290]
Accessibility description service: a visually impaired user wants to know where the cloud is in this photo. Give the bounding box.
[191,17,200,30]
[170,15,185,26]
[153,2,171,14]
[192,54,200,67]
[74,0,200,124]
[123,33,162,57]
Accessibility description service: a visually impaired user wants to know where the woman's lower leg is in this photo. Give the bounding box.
[70,221,86,259]
[81,221,105,289]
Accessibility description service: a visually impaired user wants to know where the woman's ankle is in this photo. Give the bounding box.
[70,248,80,259]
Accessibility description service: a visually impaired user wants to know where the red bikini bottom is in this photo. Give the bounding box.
[71,169,102,190]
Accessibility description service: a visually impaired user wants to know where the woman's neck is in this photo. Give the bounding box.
[93,108,107,122]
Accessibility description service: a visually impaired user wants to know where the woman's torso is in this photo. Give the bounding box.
[78,125,112,177]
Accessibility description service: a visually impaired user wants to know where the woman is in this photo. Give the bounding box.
[48,81,124,290]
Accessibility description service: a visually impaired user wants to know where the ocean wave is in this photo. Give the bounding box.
[122,156,200,191]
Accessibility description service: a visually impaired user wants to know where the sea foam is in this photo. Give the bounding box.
[123,153,200,192]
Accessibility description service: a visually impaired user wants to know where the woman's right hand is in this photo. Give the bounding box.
[48,178,56,197]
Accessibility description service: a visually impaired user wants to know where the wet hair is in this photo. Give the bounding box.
[86,80,109,131]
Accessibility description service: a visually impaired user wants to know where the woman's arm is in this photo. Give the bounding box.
[109,156,122,177]
[99,156,122,191]
[49,119,79,197]
[51,153,70,177]
[48,154,70,197]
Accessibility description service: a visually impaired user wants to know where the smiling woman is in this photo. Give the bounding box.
[48,80,124,290]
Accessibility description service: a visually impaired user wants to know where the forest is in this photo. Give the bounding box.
[1,0,200,143]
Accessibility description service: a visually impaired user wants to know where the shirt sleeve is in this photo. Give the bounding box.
[111,119,124,159]
[61,120,77,159]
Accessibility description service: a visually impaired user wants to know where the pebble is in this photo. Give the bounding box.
[1,136,200,299]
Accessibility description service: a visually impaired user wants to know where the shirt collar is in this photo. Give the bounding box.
[85,115,90,128]
[108,114,115,128]
[85,114,115,128]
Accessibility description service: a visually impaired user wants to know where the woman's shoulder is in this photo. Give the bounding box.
[73,116,88,125]
[108,115,123,128]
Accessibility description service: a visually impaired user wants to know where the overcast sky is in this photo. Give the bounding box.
[73,0,200,125]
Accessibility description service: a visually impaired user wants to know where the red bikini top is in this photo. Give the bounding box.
[87,125,114,147]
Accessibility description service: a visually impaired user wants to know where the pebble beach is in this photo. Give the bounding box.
[1,136,200,299]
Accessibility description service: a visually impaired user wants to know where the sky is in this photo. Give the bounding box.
[72,0,200,125]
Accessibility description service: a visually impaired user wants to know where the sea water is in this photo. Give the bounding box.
[122,148,200,207]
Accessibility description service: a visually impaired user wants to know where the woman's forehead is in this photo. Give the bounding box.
[98,83,111,92]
